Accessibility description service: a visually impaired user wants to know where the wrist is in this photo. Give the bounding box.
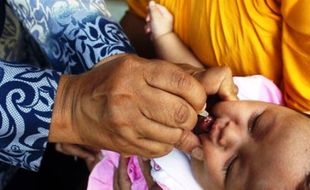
[153,31,174,42]
[49,74,81,144]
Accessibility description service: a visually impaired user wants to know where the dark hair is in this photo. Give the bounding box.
[297,173,310,190]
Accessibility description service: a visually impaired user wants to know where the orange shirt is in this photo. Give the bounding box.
[127,0,310,113]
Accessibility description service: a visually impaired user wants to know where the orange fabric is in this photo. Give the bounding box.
[127,0,310,113]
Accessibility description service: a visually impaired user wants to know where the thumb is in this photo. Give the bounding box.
[191,147,204,161]
[175,130,201,153]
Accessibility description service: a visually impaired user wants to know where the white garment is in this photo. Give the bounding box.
[151,150,203,190]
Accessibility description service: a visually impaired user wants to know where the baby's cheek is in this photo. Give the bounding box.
[190,157,208,189]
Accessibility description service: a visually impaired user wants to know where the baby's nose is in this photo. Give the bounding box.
[217,121,241,149]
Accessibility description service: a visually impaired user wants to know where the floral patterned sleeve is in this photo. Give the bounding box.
[0,60,60,171]
[0,0,134,171]
[6,0,134,74]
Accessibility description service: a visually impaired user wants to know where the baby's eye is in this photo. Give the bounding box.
[223,154,238,181]
[248,112,261,135]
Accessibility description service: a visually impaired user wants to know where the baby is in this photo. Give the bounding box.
[191,100,310,189]
[143,2,310,189]
[87,1,310,189]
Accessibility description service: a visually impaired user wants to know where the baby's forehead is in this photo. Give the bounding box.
[238,121,310,189]
[244,144,310,188]
[244,164,303,190]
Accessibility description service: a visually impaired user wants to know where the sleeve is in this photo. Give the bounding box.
[0,59,60,171]
[6,0,135,74]
[281,0,310,113]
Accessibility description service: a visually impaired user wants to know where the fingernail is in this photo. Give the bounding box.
[191,147,204,160]
[198,103,207,114]
[198,110,209,117]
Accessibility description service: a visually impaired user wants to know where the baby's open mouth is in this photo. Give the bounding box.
[193,115,215,135]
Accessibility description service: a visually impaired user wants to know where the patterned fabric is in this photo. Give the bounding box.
[0,60,60,170]
[0,0,134,176]
[7,0,134,74]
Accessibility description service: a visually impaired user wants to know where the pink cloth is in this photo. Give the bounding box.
[87,151,119,190]
[87,75,283,190]
[233,75,283,104]
[87,151,148,190]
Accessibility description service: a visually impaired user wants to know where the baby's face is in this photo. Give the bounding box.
[191,101,310,189]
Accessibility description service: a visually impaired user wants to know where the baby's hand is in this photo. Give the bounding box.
[145,1,173,40]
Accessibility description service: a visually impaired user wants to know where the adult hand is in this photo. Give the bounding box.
[174,64,238,153]
[49,54,206,158]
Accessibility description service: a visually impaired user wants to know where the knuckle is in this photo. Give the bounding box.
[116,54,140,74]
[120,54,140,68]
[220,66,233,77]
[171,70,191,90]
[175,131,191,150]
[174,104,190,124]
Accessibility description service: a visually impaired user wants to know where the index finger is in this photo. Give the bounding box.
[144,59,206,112]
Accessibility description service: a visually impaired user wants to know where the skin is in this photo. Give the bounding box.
[49,53,206,158]
[49,53,237,159]
[191,101,310,189]
[145,1,203,68]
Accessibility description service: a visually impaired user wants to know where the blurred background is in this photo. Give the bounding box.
[106,0,128,22]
